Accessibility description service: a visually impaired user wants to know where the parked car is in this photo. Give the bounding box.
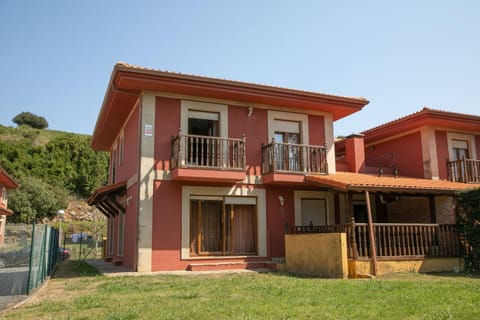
[59,248,71,260]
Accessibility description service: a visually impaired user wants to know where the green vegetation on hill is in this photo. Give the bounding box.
[0,125,109,223]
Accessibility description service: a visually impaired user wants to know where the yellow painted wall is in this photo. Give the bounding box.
[350,258,464,277]
[284,233,348,278]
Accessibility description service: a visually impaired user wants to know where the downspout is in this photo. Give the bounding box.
[365,190,378,277]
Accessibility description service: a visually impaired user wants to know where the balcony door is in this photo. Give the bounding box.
[274,120,301,171]
[187,110,219,166]
[452,139,469,161]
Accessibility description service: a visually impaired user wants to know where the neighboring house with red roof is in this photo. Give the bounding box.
[0,168,19,244]
[89,63,479,277]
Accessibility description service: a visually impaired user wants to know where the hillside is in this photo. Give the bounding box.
[0,124,109,223]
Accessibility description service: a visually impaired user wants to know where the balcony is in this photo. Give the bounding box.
[261,140,327,184]
[170,133,246,182]
[446,157,480,183]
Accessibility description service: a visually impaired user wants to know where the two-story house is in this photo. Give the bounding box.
[88,62,370,272]
[0,168,18,244]
[89,63,479,276]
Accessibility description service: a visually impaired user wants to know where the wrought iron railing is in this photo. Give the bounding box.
[261,140,327,174]
[447,157,480,183]
[171,133,246,170]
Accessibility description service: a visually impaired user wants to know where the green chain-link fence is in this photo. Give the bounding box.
[0,224,59,298]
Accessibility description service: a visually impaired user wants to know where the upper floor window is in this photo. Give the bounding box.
[181,100,228,137]
[118,133,124,165]
[268,110,309,145]
[452,139,469,160]
[447,132,477,161]
[188,110,219,137]
[111,148,117,184]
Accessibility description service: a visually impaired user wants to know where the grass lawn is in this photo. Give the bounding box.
[2,261,480,320]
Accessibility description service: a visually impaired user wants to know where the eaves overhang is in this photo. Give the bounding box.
[363,108,480,145]
[91,63,369,151]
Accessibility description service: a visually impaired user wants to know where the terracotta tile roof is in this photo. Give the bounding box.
[306,172,480,194]
[362,107,480,135]
[115,62,368,102]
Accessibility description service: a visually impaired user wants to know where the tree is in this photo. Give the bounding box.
[12,111,49,129]
[8,176,68,223]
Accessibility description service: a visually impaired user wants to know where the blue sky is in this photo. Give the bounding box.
[1,1,479,137]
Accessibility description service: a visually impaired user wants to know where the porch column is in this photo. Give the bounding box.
[365,190,378,276]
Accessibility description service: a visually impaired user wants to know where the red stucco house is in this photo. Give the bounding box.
[89,63,479,275]
[0,168,18,244]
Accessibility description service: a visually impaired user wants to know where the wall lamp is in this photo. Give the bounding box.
[278,196,285,206]
[247,107,253,118]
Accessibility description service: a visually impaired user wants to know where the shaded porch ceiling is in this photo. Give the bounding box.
[88,181,127,217]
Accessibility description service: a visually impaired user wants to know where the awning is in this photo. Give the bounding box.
[88,181,127,217]
[305,172,480,195]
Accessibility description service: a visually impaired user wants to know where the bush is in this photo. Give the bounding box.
[456,188,480,273]
[12,112,49,129]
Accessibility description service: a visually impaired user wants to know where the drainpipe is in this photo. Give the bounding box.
[365,190,378,277]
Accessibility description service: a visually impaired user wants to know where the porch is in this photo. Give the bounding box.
[285,221,463,278]
[287,221,461,259]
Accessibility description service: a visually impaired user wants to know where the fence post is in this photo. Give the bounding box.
[79,231,83,260]
[26,223,36,295]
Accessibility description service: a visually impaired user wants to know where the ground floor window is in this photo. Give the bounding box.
[190,197,257,256]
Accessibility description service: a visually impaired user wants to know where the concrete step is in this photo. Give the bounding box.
[187,261,278,272]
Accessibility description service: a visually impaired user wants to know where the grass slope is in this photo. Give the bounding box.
[3,261,480,320]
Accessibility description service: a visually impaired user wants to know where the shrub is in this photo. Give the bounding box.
[12,112,49,129]
[456,188,480,273]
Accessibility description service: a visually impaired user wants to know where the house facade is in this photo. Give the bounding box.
[88,62,369,272]
[0,168,18,244]
[89,63,479,275]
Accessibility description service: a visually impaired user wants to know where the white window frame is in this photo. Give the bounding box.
[447,132,477,160]
[294,191,334,226]
[268,110,309,145]
[181,186,266,259]
[180,100,228,137]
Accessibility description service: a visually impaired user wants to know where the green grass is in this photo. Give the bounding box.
[3,261,480,319]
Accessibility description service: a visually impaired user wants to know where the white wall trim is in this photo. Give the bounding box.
[324,113,336,174]
[420,126,439,180]
[294,190,334,226]
[181,186,267,259]
[136,91,156,272]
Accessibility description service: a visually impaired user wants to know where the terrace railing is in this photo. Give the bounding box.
[171,133,246,170]
[447,157,480,183]
[286,222,461,259]
[261,140,327,174]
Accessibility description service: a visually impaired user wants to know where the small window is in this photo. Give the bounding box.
[118,135,124,165]
[111,149,117,184]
